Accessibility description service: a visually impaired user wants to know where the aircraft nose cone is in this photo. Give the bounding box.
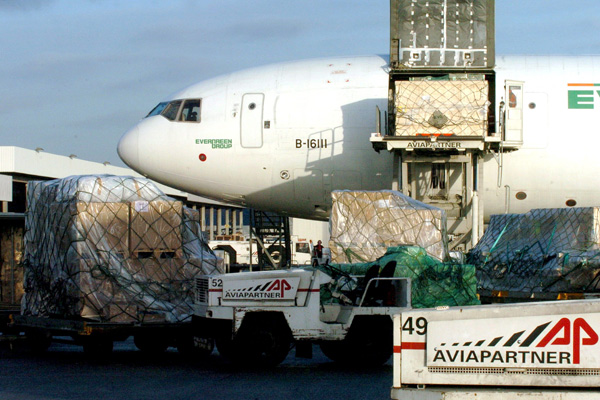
[117,126,140,170]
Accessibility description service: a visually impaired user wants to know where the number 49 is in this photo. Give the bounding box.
[402,317,427,335]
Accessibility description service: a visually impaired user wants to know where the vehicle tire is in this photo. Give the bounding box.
[345,318,392,366]
[233,316,291,367]
[319,340,350,363]
[82,335,113,358]
[215,336,234,359]
[266,245,286,269]
[25,329,52,354]
[176,334,214,358]
[134,333,169,354]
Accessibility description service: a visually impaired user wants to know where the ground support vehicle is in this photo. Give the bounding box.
[211,237,327,272]
[391,299,600,399]
[194,267,411,367]
[9,314,213,357]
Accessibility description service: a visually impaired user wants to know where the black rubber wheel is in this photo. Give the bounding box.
[134,333,169,354]
[265,245,286,269]
[233,318,291,367]
[176,334,214,358]
[350,334,392,366]
[215,337,234,359]
[25,329,52,354]
[345,319,393,366]
[319,340,350,363]
[82,336,113,358]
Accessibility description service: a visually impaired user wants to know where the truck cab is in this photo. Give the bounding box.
[194,266,411,367]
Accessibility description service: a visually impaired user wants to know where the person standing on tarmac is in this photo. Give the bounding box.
[314,240,324,259]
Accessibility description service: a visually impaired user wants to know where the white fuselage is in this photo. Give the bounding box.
[118,55,600,221]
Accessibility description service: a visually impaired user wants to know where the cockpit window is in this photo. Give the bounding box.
[178,99,201,122]
[146,102,168,118]
[145,99,201,122]
[161,100,182,121]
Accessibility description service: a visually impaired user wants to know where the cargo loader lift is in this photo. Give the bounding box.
[371,0,522,251]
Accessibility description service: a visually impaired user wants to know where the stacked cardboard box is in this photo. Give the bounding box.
[22,175,221,323]
[130,200,182,253]
[329,190,448,263]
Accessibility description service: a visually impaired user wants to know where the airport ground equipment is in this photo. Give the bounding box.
[195,268,412,367]
[371,0,523,250]
[391,299,600,399]
[250,210,291,270]
[194,248,478,367]
[210,235,325,272]
[9,314,213,357]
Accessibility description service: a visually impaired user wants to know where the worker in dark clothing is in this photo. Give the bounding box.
[314,240,324,258]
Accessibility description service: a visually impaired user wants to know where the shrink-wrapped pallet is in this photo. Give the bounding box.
[329,190,448,263]
[22,175,222,323]
[470,207,600,296]
[394,80,489,137]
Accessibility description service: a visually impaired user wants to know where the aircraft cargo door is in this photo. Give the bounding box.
[241,93,264,148]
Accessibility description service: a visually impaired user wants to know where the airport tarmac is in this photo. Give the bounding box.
[0,339,392,400]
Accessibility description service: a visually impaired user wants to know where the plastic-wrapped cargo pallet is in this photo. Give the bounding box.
[22,175,222,323]
[329,190,449,263]
[394,78,489,137]
[470,207,600,297]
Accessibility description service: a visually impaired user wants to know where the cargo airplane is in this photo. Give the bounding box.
[117,55,600,221]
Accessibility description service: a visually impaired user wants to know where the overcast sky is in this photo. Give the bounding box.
[1,0,599,166]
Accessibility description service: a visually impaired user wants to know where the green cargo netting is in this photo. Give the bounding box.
[469,208,600,297]
[23,175,222,323]
[319,246,479,308]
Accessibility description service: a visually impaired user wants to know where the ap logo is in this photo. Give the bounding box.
[537,318,599,364]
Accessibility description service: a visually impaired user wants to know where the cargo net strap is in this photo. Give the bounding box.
[329,190,448,264]
[22,175,222,323]
[469,208,600,298]
[394,80,489,137]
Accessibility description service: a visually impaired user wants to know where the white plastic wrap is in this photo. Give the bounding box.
[329,190,448,263]
[394,80,489,137]
[22,175,222,323]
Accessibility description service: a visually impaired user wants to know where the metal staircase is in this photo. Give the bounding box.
[250,210,291,270]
